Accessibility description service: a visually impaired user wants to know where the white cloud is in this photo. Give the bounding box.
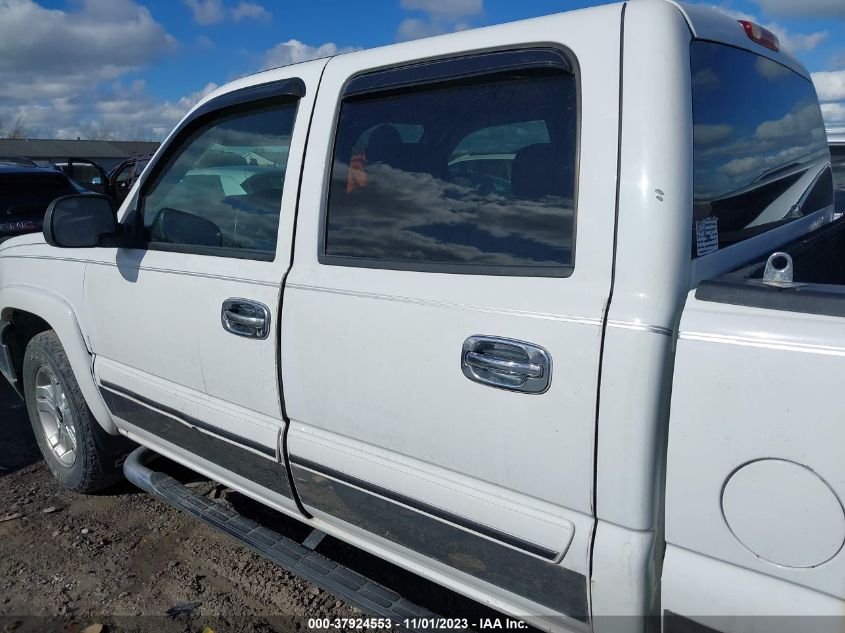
[0,0,179,138]
[755,56,792,81]
[755,103,824,140]
[821,103,845,127]
[752,0,845,19]
[400,0,482,19]
[4,79,219,141]
[692,67,720,89]
[696,99,829,196]
[0,0,231,140]
[231,1,271,22]
[397,18,450,40]
[774,29,828,53]
[397,0,482,41]
[262,39,358,70]
[0,0,177,95]
[184,0,224,25]
[194,34,214,50]
[0,1,338,140]
[812,70,845,104]
[184,0,271,25]
[694,124,734,144]
[697,4,828,53]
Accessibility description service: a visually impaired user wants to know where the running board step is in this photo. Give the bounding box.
[124,447,446,628]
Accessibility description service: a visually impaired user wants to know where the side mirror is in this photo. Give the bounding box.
[43,194,117,248]
[149,207,222,247]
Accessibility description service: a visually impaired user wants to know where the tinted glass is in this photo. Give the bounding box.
[325,67,577,275]
[136,158,150,179]
[831,144,845,213]
[0,172,78,209]
[65,162,103,186]
[114,164,133,184]
[0,172,77,235]
[691,42,831,257]
[142,100,296,258]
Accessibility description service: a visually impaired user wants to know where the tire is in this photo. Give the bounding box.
[23,330,131,492]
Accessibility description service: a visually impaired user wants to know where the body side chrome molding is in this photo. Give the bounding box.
[86,259,280,287]
[607,320,674,337]
[0,254,90,265]
[0,254,280,287]
[291,455,559,560]
[285,283,602,326]
[678,331,845,356]
[101,380,275,457]
[98,384,292,499]
[290,457,589,621]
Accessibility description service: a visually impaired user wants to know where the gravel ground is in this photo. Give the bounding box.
[0,381,367,633]
[0,381,504,633]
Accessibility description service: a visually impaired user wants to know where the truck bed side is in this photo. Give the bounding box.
[664,237,845,628]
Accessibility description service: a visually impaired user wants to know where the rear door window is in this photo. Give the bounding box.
[691,42,831,257]
[323,51,578,276]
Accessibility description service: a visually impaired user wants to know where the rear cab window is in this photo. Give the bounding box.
[322,49,578,277]
[691,41,832,258]
[831,143,845,213]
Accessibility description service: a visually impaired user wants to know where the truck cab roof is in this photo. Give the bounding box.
[187,0,812,126]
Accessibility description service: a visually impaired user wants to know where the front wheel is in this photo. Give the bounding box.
[23,331,130,492]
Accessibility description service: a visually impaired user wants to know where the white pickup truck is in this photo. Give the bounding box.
[1,1,843,631]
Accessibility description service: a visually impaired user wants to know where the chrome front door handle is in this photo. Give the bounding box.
[221,299,271,339]
[461,336,552,394]
[464,352,544,379]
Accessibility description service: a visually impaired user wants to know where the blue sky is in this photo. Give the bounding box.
[0,0,843,139]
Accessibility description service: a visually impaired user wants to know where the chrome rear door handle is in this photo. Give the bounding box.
[464,352,544,379]
[461,336,552,394]
[223,312,265,328]
[221,299,271,339]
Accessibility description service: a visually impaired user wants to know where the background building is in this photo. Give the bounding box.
[0,139,158,171]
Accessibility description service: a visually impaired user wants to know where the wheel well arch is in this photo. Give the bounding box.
[1,308,52,391]
[0,290,118,434]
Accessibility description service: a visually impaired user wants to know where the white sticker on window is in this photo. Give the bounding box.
[695,217,719,256]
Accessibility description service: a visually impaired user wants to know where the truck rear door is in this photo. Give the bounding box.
[282,6,622,625]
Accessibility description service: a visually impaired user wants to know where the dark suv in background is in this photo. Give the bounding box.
[0,165,81,242]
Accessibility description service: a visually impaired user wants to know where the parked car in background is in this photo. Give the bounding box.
[108,154,152,207]
[0,165,81,242]
[0,157,38,167]
[52,156,152,207]
[829,128,845,215]
[54,158,110,196]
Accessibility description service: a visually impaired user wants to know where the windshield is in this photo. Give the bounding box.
[691,41,832,257]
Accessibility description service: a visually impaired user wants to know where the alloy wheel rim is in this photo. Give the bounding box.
[34,365,77,467]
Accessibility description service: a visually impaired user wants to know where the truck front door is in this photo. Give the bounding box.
[81,62,326,510]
